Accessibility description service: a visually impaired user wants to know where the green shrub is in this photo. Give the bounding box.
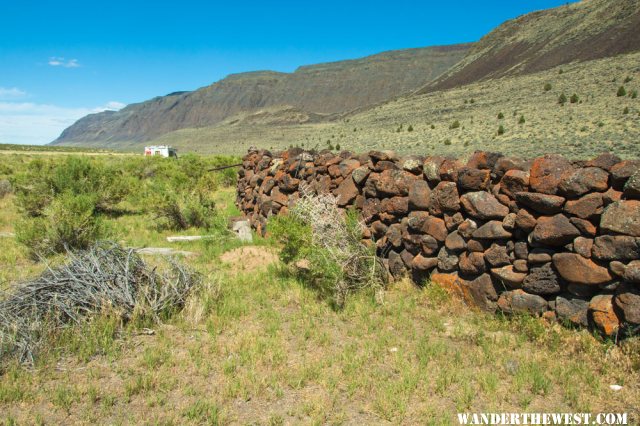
[270,193,385,307]
[444,139,452,146]
[624,76,632,83]
[407,125,413,132]
[497,112,504,119]
[543,83,552,92]
[617,86,627,97]
[152,187,217,231]
[623,107,630,114]
[430,124,435,129]
[17,193,108,257]
[631,90,638,99]
[558,93,567,105]
[13,156,130,217]
[497,125,505,135]
[449,120,460,129]
[518,115,526,124]
[570,94,579,104]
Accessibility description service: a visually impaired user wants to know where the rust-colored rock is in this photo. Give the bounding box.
[484,243,511,267]
[459,273,498,312]
[445,230,466,252]
[610,160,640,189]
[573,237,593,258]
[334,175,359,206]
[552,253,612,285]
[491,265,527,288]
[555,296,589,327]
[529,154,575,195]
[558,167,609,198]
[585,153,621,171]
[589,295,620,336]
[600,200,640,237]
[564,193,603,219]
[501,170,530,198]
[467,151,504,170]
[429,181,460,215]
[592,235,640,261]
[460,191,509,219]
[422,216,448,241]
[459,251,486,275]
[624,260,640,283]
[515,208,537,232]
[531,214,580,246]
[408,180,431,210]
[614,283,640,325]
[498,290,547,315]
[458,167,490,191]
[569,217,597,237]
[411,254,438,271]
[380,196,409,216]
[439,158,464,182]
[515,192,565,215]
[473,221,512,240]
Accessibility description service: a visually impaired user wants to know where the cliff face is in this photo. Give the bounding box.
[52,45,471,144]
[418,0,640,94]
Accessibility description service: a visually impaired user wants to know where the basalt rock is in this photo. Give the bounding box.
[239,149,640,337]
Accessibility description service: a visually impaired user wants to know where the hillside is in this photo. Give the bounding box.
[418,0,640,94]
[51,45,470,144]
[76,51,637,160]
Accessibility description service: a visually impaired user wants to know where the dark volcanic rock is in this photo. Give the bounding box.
[592,235,640,261]
[522,262,561,295]
[614,283,640,325]
[473,221,512,240]
[555,296,589,327]
[458,167,490,191]
[460,191,509,220]
[600,200,640,237]
[529,155,574,195]
[552,253,612,285]
[558,167,609,198]
[531,214,580,246]
[408,179,431,210]
[515,192,565,215]
[498,290,547,315]
[429,181,460,215]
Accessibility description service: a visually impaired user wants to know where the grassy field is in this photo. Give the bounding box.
[0,153,639,425]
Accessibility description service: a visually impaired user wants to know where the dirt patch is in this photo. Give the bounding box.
[219,246,279,273]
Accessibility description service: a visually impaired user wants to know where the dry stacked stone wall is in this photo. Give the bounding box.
[236,148,640,336]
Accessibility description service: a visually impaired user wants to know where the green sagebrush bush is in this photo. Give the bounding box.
[269,189,386,308]
[151,186,217,231]
[13,156,130,217]
[17,192,109,258]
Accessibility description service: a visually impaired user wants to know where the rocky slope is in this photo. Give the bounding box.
[418,0,640,94]
[51,45,470,144]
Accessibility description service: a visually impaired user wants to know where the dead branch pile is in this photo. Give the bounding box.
[0,241,201,363]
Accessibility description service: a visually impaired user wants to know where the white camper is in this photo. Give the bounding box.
[144,145,178,158]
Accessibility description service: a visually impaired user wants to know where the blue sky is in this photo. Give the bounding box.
[0,0,576,145]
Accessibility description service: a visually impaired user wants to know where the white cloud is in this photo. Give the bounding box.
[0,100,126,145]
[48,57,80,68]
[0,87,27,100]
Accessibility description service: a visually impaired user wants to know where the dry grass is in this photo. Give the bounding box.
[1,265,638,424]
